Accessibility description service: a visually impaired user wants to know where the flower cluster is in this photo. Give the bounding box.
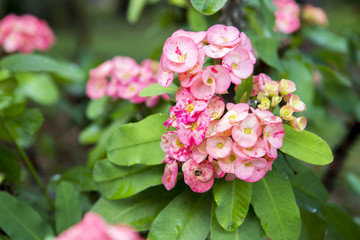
[55,212,143,240]
[272,0,300,34]
[0,14,55,53]
[86,56,168,107]
[301,4,328,27]
[159,25,307,193]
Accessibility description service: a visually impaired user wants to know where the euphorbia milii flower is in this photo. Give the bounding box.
[172,29,206,47]
[234,158,269,182]
[263,123,285,149]
[218,151,240,173]
[160,131,191,162]
[233,139,266,159]
[216,103,249,132]
[207,95,225,121]
[232,114,262,148]
[190,65,231,100]
[279,79,296,95]
[191,141,207,163]
[251,107,282,125]
[162,160,178,191]
[178,110,210,146]
[86,78,108,99]
[162,36,199,73]
[206,136,233,159]
[206,24,241,47]
[222,46,255,83]
[289,116,307,132]
[289,94,306,112]
[182,159,214,193]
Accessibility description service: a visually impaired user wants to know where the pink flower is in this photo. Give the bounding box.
[0,14,55,53]
[178,110,210,146]
[55,212,142,240]
[190,65,231,100]
[86,77,108,99]
[233,139,266,159]
[234,158,269,182]
[222,46,255,83]
[288,94,306,112]
[302,4,328,26]
[162,161,178,191]
[272,0,300,34]
[251,107,283,125]
[182,159,214,193]
[160,131,191,162]
[218,151,240,173]
[289,116,307,132]
[112,57,140,85]
[206,136,233,159]
[279,79,296,95]
[207,95,225,121]
[206,24,241,48]
[263,123,285,149]
[216,103,249,132]
[158,55,175,87]
[232,114,262,148]
[172,29,206,47]
[162,36,199,73]
[191,141,208,163]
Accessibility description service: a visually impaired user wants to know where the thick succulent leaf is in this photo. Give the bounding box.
[252,170,301,240]
[280,124,333,165]
[213,179,253,231]
[107,113,169,166]
[148,190,212,240]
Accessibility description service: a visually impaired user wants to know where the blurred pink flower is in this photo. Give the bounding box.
[0,14,55,53]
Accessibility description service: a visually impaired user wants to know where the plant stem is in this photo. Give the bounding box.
[0,120,55,209]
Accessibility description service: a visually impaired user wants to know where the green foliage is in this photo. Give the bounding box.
[0,192,54,240]
[211,206,266,240]
[280,124,333,165]
[213,179,253,231]
[55,181,82,234]
[187,7,209,32]
[299,209,326,240]
[92,186,179,231]
[252,170,301,240]
[253,37,284,73]
[190,0,228,15]
[107,113,169,166]
[234,75,253,104]
[5,108,43,135]
[148,190,212,240]
[0,146,21,182]
[127,0,147,24]
[93,159,163,199]
[275,156,328,212]
[139,83,178,101]
[303,26,347,53]
[0,54,85,82]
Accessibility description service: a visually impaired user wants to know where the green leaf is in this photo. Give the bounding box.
[107,113,169,166]
[190,0,228,15]
[253,37,284,73]
[55,181,82,234]
[252,170,301,240]
[303,26,347,53]
[92,186,179,231]
[79,123,103,144]
[259,0,276,36]
[284,59,314,105]
[346,172,360,196]
[148,190,212,240]
[299,209,326,240]
[55,166,96,192]
[0,146,20,182]
[234,75,253,104]
[0,54,85,82]
[86,97,109,120]
[274,155,328,212]
[280,124,333,165]
[14,73,59,105]
[317,65,351,87]
[320,202,360,240]
[6,108,43,135]
[127,0,146,23]
[0,78,17,95]
[0,191,54,240]
[2,102,26,118]
[213,179,253,231]
[187,7,209,31]
[211,204,266,240]
[139,83,177,100]
[93,159,163,199]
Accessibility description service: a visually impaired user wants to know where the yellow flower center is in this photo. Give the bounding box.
[217,143,224,149]
[244,128,251,134]
[232,63,238,69]
[211,112,218,118]
[230,155,236,161]
[207,78,213,84]
[191,122,197,130]
[178,55,186,61]
[266,132,270,138]
[246,147,253,151]
[186,103,194,112]
[176,139,184,147]
[129,86,136,92]
[222,37,227,42]
[245,162,252,167]
[228,114,236,120]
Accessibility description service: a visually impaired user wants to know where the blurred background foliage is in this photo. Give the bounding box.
[0,0,360,231]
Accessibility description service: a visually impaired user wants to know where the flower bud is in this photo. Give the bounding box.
[271,95,282,107]
[280,105,295,121]
[289,116,307,132]
[302,4,328,27]
[256,91,269,102]
[257,97,271,110]
[279,79,296,96]
[264,81,279,97]
[289,94,306,112]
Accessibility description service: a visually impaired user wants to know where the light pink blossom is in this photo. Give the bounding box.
[206,136,233,159]
[182,159,214,193]
[160,131,191,162]
[234,158,269,182]
[206,24,241,47]
[264,123,285,149]
[216,103,249,132]
[232,114,262,148]
[178,110,210,146]
[162,161,178,191]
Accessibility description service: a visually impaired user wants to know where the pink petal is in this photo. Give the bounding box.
[202,65,231,94]
[206,24,241,47]
[162,161,178,191]
[182,159,214,193]
[223,46,254,79]
[206,136,233,159]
